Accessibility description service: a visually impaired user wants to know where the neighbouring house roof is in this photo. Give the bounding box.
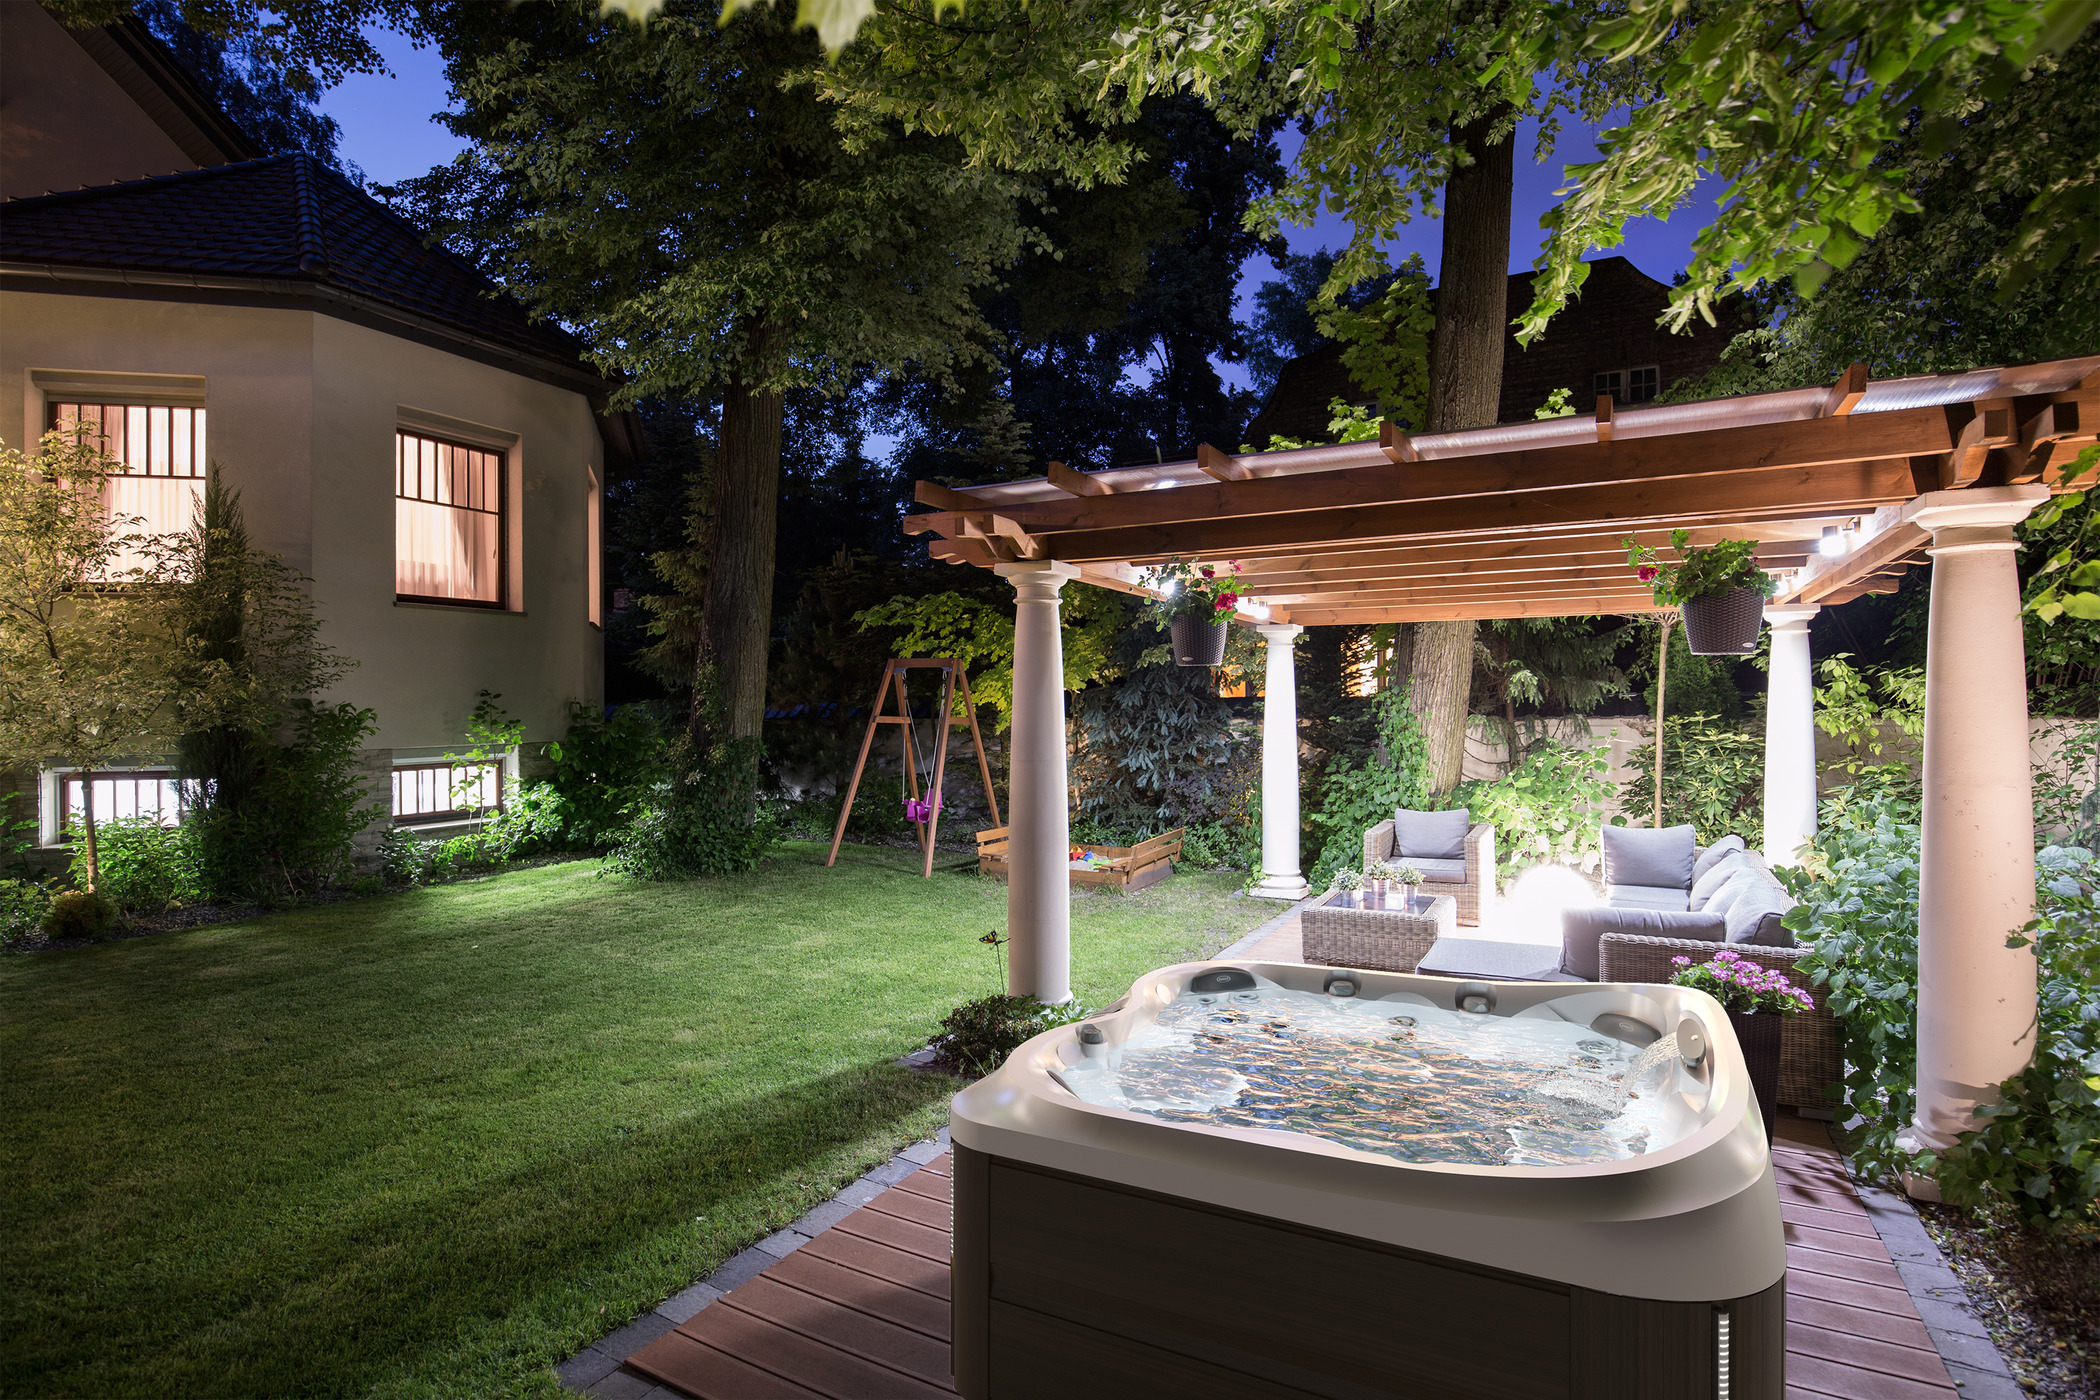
[67,17,266,172]
[0,152,634,455]
[1241,256,1746,446]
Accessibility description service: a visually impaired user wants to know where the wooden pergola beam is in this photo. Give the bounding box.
[1286,596,1668,625]
[1041,459,1917,564]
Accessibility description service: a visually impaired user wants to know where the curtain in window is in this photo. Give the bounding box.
[50,403,206,575]
[395,432,502,604]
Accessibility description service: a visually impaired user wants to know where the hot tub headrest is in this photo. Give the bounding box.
[1189,968,1257,994]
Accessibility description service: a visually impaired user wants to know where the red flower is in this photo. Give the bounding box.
[1217,592,1239,611]
[1637,566,1658,582]
[1200,566,1215,578]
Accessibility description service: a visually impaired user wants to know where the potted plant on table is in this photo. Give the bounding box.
[1143,557,1244,667]
[1330,867,1364,904]
[1624,529,1779,655]
[1392,861,1425,907]
[1668,950,1813,1137]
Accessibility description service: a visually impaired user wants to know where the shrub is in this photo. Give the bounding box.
[0,878,49,945]
[931,994,1090,1076]
[1071,657,1243,841]
[605,735,777,881]
[1619,714,1764,843]
[189,701,382,901]
[1453,741,1616,879]
[42,889,116,941]
[377,826,433,887]
[1303,680,1432,888]
[540,702,670,846]
[69,817,205,914]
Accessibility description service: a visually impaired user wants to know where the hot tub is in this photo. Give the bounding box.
[950,960,1786,1398]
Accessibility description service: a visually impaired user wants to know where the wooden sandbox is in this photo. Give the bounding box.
[974,827,1183,893]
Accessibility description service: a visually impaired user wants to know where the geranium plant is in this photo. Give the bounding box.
[1624,530,1778,607]
[1144,557,1244,621]
[1669,949,1813,1016]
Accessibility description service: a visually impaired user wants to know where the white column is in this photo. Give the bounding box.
[1896,486,2049,1190]
[995,560,1080,1003]
[1762,607,1820,867]
[1252,623,1309,901]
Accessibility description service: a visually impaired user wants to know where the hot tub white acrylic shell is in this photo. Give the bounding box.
[951,959,1787,1304]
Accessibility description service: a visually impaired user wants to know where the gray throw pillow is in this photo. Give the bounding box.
[1692,833,1746,885]
[1690,852,1749,911]
[1601,824,1696,892]
[1704,868,1760,919]
[1393,807,1469,861]
[1725,881,1797,947]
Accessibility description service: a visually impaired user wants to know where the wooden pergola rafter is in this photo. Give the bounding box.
[905,357,2098,625]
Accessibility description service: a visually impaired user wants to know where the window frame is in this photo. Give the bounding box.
[46,768,185,845]
[390,761,506,826]
[393,428,509,611]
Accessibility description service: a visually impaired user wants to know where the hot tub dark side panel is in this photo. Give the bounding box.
[953,1148,1786,1400]
[953,1144,991,1399]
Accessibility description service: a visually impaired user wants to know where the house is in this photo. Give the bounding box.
[0,6,630,857]
[1242,255,1744,446]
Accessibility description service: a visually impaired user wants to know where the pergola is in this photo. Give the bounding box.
[906,353,2098,1191]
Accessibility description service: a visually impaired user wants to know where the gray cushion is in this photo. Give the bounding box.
[1559,907,1727,981]
[1689,852,1749,911]
[1607,884,1692,911]
[1724,880,1797,947]
[1393,807,1469,861]
[1704,868,1761,919]
[1396,856,1468,883]
[1601,824,1696,892]
[1692,833,1747,885]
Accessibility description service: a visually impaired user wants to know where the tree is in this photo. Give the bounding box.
[1472,616,1633,753]
[393,3,1029,806]
[133,0,350,170]
[0,432,187,888]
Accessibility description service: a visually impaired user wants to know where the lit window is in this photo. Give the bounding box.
[49,402,206,572]
[396,430,503,606]
[64,771,183,831]
[391,762,503,823]
[1625,365,1660,403]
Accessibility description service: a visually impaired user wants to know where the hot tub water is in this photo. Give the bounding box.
[1056,983,1691,1167]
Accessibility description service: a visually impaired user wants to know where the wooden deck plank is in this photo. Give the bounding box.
[1786,1220,1891,1261]
[1780,1200,1882,1238]
[1786,1243,1907,1290]
[835,1208,950,1264]
[1784,1266,1929,1319]
[765,1250,953,1342]
[918,1155,953,1177]
[677,1304,955,1399]
[1785,1350,1955,1400]
[867,1188,949,1231]
[801,1225,951,1300]
[723,1276,955,1389]
[1787,1320,1952,1383]
[892,1172,952,1206]
[626,1330,829,1400]
[1787,1294,1936,1353]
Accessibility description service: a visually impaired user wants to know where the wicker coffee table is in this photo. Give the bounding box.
[1300,888,1457,973]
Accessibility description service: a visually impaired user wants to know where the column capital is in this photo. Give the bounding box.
[1253,621,1303,646]
[1763,605,1819,630]
[994,559,1081,600]
[1902,484,2049,536]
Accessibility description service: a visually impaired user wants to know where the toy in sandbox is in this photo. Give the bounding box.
[826,659,1000,879]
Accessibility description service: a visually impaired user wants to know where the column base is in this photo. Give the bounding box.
[1893,1129,1944,1202]
[1250,875,1311,902]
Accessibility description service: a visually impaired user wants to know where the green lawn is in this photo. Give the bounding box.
[0,841,1271,1399]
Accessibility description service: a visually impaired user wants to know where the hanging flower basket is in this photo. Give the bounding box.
[1168,614,1229,667]
[1681,587,1766,655]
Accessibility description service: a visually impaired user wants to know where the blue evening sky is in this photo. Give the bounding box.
[321,29,1721,399]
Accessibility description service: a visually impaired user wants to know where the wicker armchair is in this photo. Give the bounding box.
[1597,932,1842,1118]
[1363,819,1494,927]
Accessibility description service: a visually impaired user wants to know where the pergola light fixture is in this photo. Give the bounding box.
[1818,525,1846,557]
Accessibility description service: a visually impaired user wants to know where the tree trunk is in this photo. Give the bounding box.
[78,777,99,891]
[1410,107,1514,798]
[692,320,789,753]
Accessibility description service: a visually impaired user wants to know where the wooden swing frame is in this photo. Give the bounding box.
[825,658,1001,878]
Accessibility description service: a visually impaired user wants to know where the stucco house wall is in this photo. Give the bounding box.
[0,287,604,854]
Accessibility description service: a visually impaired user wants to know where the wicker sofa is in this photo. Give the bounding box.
[1362,815,1494,926]
[1559,830,1842,1118]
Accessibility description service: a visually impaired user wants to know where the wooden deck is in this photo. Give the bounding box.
[624,1120,1960,1399]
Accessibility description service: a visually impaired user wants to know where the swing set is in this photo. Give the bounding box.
[825,658,999,879]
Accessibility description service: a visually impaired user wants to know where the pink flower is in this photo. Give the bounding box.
[1637,566,1658,582]
[1217,592,1239,612]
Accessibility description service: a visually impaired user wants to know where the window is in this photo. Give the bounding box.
[49,402,207,571]
[396,430,503,606]
[1592,366,1661,405]
[63,771,183,831]
[391,762,503,823]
